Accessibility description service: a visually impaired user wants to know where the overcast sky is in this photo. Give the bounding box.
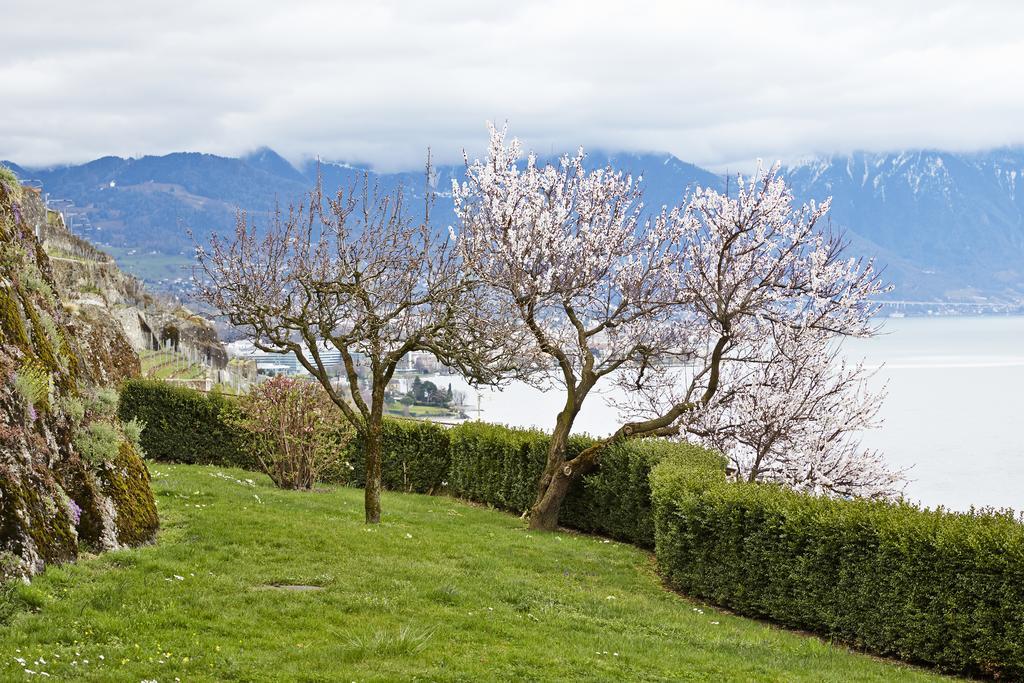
[2,0,1023,171]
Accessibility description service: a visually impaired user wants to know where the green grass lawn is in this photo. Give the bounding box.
[0,464,955,682]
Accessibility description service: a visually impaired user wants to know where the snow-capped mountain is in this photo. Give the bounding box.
[783,149,1024,300]
[5,147,1024,301]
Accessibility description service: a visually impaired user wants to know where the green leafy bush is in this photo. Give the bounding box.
[229,377,353,490]
[73,420,122,465]
[118,379,253,468]
[59,395,86,425]
[447,421,558,512]
[122,417,146,454]
[650,453,1024,679]
[85,386,120,418]
[13,360,52,411]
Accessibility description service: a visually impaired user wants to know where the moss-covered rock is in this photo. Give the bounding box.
[98,442,158,547]
[0,166,158,582]
[0,286,29,350]
[0,463,78,577]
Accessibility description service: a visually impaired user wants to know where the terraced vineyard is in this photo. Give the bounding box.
[139,348,209,381]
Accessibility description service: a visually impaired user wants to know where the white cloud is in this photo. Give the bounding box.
[2,0,1023,170]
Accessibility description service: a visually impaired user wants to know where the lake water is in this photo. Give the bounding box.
[426,316,1024,512]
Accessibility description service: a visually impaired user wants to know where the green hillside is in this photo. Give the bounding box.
[0,464,950,682]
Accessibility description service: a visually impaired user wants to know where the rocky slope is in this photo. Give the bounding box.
[35,189,243,390]
[0,167,158,581]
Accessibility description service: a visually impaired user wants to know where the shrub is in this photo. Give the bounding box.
[118,379,253,468]
[344,418,451,494]
[59,395,86,424]
[72,420,122,465]
[122,417,146,454]
[445,421,715,548]
[650,453,1024,679]
[84,386,120,418]
[230,377,353,490]
[13,360,52,412]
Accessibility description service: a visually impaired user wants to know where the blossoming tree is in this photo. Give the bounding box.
[453,126,889,530]
[677,326,904,498]
[195,167,502,523]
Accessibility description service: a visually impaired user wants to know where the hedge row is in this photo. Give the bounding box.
[561,439,721,548]
[447,421,592,514]
[651,453,1024,679]
[121,379,1024,677]
[117,380,686,548]
[118,380,254,469]
[342,419,451,494]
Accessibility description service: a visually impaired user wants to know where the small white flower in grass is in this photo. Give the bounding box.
[174,575,184,581]
[711,621,720,625]
[405,533,413,539]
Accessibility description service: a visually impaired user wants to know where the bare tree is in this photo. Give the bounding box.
[453,126,888,530]
[195,164,495,523]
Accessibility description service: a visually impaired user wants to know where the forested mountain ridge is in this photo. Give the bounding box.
[7,146,1024,301]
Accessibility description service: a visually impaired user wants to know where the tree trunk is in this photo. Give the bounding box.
[529,464,575,530]
[363,423,383,524]
[528,406,578,531]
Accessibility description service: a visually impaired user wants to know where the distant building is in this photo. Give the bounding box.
[226,339,347,377]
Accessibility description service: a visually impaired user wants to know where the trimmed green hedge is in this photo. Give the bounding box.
[118,379,253,469]
[117,380,694,549]
[447,421,595,513]
[344,419,451,494]
[445,421,709,549]
[561,440,720,549]
[651,453,1024,679]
